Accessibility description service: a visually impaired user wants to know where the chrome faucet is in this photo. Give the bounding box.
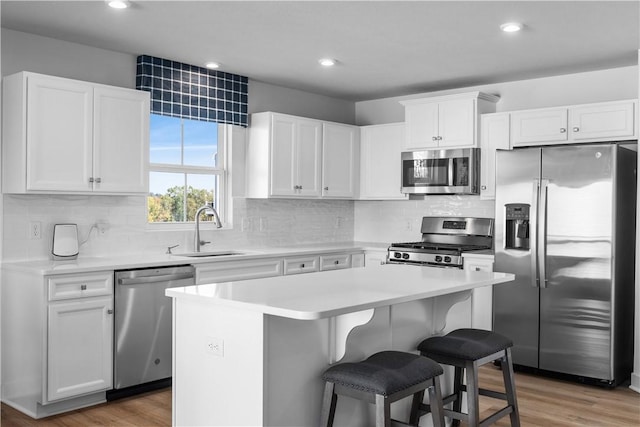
[194,202,222,252]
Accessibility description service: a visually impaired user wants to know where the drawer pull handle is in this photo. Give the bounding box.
[80,284,87,290]
[301,263,305,268]
[334,260,339,265]
[475,267,481,271]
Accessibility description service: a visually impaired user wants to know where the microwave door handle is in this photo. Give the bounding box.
[538,179,549,288]
[448,158,454,186]
[530,179,540,288]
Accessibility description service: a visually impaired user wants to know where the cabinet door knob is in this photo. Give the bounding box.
[475,267,481,271]
[437,136,443,140]
[107,309,114,315]
[80,284,87,290]
[301,263,305,268]
[334,260,339,265]
[481,185,487,190]
[432,136,438,141]
[573,127,580,132]
[324,187,329,191]
[88,177,94,183]
[560,128,567,133]
[95,177,102,183]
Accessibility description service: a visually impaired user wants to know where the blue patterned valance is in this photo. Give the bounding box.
[136,55,248,127]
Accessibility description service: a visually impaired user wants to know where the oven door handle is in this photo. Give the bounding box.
[118,272,194,285]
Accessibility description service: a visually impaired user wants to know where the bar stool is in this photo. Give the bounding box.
[413,328,520,427]
[320,351,445,427]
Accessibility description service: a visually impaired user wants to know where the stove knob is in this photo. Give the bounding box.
[402,253,410,260]
[435,255,443,262]
[394,252,402,258]
[444,256,452,263]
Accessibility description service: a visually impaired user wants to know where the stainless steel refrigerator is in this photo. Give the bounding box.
[493,143,636,386]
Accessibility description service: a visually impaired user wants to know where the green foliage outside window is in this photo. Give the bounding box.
[148,186,214,223]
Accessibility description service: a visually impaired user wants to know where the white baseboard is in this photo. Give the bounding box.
[630,372,640,394]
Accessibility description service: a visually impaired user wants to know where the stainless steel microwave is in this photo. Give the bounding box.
[401,148,480,195]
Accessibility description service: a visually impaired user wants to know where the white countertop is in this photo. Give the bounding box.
[166,264,514,320]
[0,242,387,275]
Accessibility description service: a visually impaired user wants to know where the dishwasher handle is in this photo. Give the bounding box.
[117,272,194,286]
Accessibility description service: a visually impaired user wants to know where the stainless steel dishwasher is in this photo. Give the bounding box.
[111,265,195,398]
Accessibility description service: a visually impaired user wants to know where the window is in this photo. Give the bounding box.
[147,114,226,225]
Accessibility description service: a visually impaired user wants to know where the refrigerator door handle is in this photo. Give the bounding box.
[530,179,540,287]
[538,179,549,288]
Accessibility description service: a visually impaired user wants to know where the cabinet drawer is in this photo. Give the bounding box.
[319,254,352,271]
[48,272,113,301]
[283,256,320,275]
[196,258,283,285]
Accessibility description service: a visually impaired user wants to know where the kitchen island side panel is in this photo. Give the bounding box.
[172,298,265,426]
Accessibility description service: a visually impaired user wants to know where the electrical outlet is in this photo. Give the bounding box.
[96,221,108,235]
[405,220,413,231]
[205,336,224,357]
[259,217,267,232]
[241,217,251,232]
[29,221,41,239]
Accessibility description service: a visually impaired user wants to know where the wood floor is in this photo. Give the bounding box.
[2,365,639,426]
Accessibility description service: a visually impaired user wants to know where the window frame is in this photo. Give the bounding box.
[146,116,229,230]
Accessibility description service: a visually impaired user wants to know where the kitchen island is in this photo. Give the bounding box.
[166,264,513,426]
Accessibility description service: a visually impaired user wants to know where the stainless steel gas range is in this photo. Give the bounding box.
[387,217,494,268]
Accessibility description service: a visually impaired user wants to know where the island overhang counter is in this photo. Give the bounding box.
[166,263,514,426]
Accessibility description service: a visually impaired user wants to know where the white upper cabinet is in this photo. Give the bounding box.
[246,112,359,199]
[359,123,407,200]
[510,108,567,146]
[322,123,359,198]
[511,100,637,147]
[569,101,636,141]
[400,92,499,150]
[248,112,322,198]
[2,72,149,194]
[93,86,149,193]
[480,113,510,200]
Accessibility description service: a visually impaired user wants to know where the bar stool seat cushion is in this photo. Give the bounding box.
[418,329,513,361]
[321,351,443,397]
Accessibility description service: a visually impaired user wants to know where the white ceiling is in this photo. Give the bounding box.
[1,1,639,102]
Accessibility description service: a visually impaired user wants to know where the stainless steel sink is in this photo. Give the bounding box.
[172,250,245,258]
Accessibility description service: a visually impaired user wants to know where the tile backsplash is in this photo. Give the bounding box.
[2,194,495,261]
[2,195,355,261]
[354,196,495,243]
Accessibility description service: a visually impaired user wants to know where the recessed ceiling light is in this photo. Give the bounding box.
[318,58,336,67]
[500,22,522,33]
[106,0,130,9]
[205,62,221,70]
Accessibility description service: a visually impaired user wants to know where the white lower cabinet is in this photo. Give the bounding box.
[462,254,495,330]
[283,255,320,275]
[0,268,115,418]
[320,253,352,271]
[195,258,283,285]
[364,249,388,268]
[45,272,114,403]
[47,296,113,402]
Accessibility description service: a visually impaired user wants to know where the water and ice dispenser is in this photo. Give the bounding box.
[505,203,530,250]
